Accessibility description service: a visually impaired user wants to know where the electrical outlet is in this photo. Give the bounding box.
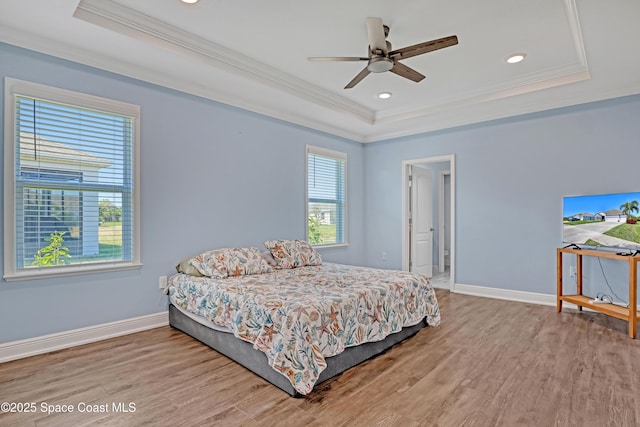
[382,252,387,261]
[569,266,576,277]
[159,275,168,289]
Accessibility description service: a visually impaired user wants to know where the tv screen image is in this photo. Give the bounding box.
[562,191,640,250]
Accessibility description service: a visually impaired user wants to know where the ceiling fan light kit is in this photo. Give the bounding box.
[367,57,394,73]
[308,17,458,89]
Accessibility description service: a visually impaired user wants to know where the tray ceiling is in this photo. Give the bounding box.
[1,0,639,142]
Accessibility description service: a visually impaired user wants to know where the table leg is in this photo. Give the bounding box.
[577,254,583,312]
[557,250,563,312]
[630,258,637,339]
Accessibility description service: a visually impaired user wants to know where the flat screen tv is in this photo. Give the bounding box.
[562,191,640,251]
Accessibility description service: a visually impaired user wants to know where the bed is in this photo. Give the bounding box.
[166,241,440,396]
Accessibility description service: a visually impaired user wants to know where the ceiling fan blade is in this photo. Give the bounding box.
[389,62,425,83]
[345,67,371,89]
[366,17,388,55]
[390,35,458,60]
[307,56,369,62]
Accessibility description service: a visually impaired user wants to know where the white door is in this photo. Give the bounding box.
[410,166,433,277]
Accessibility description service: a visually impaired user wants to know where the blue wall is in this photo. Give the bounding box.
[0,43,364,342]
[363,95,640,297]
[3,40,639,344]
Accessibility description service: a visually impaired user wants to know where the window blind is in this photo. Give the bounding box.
[306,146,346,246]
[13,95,135,271]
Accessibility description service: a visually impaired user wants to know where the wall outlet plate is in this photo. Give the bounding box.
[159,276,168,289]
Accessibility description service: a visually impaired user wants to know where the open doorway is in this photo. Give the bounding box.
[402,155,455,290]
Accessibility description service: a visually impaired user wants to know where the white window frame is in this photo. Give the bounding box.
[3,78,141,280]
[305,145,348,248]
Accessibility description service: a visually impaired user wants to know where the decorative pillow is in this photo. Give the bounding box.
[193,247,273,278]
[263,239,322,269]
[188,250,229,279]
[175,257,205,277]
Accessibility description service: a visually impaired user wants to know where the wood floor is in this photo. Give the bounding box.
[2,290,640,426]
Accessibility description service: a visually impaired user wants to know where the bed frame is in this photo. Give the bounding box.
[169,303,428,396]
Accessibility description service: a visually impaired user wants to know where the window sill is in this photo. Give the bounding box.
[3,262,143,282]
[313,243,349,250]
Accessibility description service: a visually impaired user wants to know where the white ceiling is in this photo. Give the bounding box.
[2,0,639,143]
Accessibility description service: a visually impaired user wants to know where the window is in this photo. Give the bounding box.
[4,78,140,279]
[306,145,347,247]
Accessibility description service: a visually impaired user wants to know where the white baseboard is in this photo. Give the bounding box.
[1,283,631,364]
[0,311,169,363]
[453,283,640,311]
[453,283,556,306]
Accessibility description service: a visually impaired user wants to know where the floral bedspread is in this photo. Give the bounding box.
[168,262,440,395]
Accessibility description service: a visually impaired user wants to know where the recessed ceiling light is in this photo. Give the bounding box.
[378,92,392,99]
[181,0,198,4]
[506,53,526,64]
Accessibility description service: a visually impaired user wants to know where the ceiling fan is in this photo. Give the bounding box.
[308,17,458,89]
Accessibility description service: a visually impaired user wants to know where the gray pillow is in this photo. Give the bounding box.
[175,257,204,277]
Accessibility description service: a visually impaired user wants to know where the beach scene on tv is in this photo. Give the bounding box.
[563,192,640,250]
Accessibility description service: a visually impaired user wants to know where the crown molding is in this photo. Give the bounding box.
[375,64,590,125]
[3,0,638,145]
[0,25,367,142]
[375,0,589,125]
[73,0,374,125]
[361,81,640,143]
[564,0,589,70]
[74,0,591,132]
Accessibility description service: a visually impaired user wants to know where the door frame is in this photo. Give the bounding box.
[402,155,455,291]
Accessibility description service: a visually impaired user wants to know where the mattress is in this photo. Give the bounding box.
[169,303,428,396]
[172,303,233,333]
[168,262,440,395]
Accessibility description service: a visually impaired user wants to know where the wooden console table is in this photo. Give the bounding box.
[557,247,640,338]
